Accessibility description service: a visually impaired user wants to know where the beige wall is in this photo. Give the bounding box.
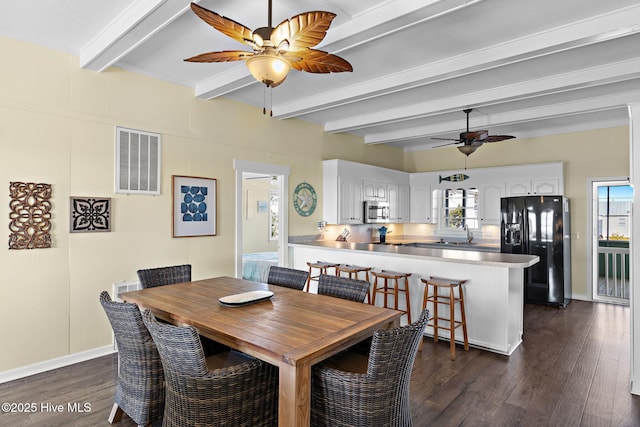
[405,126,630,299]
[0,36,404,372]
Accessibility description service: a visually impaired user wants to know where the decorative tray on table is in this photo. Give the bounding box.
[219,290,274,307]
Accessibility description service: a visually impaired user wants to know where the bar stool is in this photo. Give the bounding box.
[337,264,373,304]
[371,270,412,323]
[420,276,468,360]
[305,261,339,292]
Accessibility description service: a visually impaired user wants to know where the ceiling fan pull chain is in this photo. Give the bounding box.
[262,85,273,116]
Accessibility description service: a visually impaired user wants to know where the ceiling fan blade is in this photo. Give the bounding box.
[190,3,256,47]
[485,135,516,143]
[286,49,352,73]
[184,50,254,63]
[431,137,462,141]
[271,11,336,51]
[432,141,461,148]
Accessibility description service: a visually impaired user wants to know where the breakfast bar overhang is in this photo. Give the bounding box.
[290,241,539,356]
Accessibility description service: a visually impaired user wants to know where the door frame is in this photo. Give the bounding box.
[587,177,630,303]
[234,160,290,279]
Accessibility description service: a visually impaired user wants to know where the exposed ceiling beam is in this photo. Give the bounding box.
[364,90,640,145]
[325,58,640,133]
[273,4,640,120]
[80,0,199,71]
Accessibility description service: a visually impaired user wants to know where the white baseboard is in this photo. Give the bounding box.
[0,345,116,384]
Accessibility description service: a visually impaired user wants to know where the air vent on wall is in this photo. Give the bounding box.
[115,127,161,195]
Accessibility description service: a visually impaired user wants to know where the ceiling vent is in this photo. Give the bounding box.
[115,127,161,195]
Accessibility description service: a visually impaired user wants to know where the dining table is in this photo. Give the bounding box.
[121,276,402,427]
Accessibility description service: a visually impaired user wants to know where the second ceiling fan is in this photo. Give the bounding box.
[432,109,516,156]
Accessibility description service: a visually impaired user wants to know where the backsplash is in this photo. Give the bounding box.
[315,223,500,244]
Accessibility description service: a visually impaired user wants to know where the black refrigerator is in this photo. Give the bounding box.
[500,195,571,307]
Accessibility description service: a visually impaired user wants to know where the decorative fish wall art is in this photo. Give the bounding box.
[439,173,469,183]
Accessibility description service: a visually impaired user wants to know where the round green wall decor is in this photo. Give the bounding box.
[293,182,317,217]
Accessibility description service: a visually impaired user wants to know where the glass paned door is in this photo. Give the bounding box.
[593,181,631,305]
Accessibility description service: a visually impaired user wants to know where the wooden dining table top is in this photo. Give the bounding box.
[121,276,402,427]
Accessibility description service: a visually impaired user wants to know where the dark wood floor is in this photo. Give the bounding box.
[1,300,639,426]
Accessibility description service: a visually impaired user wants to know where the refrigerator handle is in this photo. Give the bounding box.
[522,208,529,253]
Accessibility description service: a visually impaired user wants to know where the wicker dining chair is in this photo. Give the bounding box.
[99,291,164,427]
[317,274,370,303]
[142,310,279,427]
[267,266,309,290]
[311,309,429,427]
[137,264,191,289]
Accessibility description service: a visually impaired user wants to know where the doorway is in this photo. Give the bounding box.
[234,160,290,280]
[590,178,631,305]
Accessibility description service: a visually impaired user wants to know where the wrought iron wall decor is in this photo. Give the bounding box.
[70,197,111,233]
[9,181,52,249]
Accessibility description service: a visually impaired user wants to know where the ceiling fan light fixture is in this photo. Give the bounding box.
[246,54,291,87]
[457,145,478,156]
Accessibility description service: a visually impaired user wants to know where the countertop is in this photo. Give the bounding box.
[289,240,539,268]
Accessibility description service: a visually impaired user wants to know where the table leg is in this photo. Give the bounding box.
[278,361,311,427]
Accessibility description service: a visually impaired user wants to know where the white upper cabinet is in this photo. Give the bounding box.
[478,181,505,224]
[363,180,388,201]
[506,178,560,196]
[338,177,364,224]
[323,159,409,225]
[324,159,563,225]
[388,183,410,223]
[409,186,433,223]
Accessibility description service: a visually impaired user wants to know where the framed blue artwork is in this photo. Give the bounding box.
[172,175,217,237]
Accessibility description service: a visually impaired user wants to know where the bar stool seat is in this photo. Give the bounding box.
[305,261,339,292]
[420,276,468,360]
[371,270,412,323]
[337,264,372,304]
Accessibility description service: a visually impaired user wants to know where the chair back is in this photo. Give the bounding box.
[365,309,428,425]
[367,309,428,379]
[142,310,279,427]
[99,291,164,426]
[137,264,191,289]
[318,274,369,302]
[267,266,309,290]
[142,310,209,376]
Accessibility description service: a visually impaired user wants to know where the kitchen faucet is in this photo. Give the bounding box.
[464,224,474,243]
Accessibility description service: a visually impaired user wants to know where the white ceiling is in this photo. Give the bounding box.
[2,0,639,152]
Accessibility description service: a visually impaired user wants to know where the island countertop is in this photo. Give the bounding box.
[290,240,538,356]
[288,240,539,268]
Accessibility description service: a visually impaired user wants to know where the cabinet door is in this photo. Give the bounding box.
[388,184,410,223]
[339,178,363,224]
[398,185,410,223]
[506,180,531,196]
[410,186,433,223]
[363,180,387,201]
[532,178,559,195]
[479,182,505,224]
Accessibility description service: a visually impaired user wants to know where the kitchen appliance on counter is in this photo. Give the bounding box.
[500,195,571,307]
[364,201,390,223]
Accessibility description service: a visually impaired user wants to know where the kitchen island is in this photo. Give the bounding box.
[290,240,539,355]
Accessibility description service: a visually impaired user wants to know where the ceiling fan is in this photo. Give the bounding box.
[184,1,353,89]
[432,109,516,156]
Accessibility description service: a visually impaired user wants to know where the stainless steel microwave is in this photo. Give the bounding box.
[364,201,390,223]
